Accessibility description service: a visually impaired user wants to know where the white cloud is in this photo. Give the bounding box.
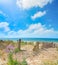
[0,22,10,32]
[31,11,46,20]
[16,0,53,9]
[3,23,58,38]
[0,22,58,38]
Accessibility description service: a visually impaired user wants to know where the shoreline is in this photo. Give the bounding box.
[0,38,58,43]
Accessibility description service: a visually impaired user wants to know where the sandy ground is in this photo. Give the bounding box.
[14,44,58,65]
[0,44,58,65]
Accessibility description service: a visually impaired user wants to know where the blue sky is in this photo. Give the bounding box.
[0,0,58,38]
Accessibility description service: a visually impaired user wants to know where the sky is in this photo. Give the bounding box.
[0,0,58,38]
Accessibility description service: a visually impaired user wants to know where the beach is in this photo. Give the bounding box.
[0,39,58,65]
[0,0,58,64]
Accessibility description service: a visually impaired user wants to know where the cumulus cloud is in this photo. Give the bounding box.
[0,22,10,32]
[0,22,58,38]
[4,23,58,38]
[31,11,46,20]
[16,0,53,9]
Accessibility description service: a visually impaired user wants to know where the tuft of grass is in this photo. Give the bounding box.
[14,48,21,53]
[8,52,14,65]
[21,41,27,45]
[21,58,28,65]
[56,47,58,51]
[8,52,20,65]
[8,52,28,65]
[44,60,58,65]
[13,60,21,65]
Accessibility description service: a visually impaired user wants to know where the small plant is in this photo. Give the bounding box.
[21,41,27,45]
[44,60,58,65]
[21,58,28,65]
[8,52,28,65]
[8,52,20,65]
[14,48,21,53]
[8,52,14,65]
[56,47,58,51]
[13,59,21,65]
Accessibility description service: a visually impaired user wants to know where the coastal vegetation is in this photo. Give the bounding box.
[8,52,28,65]
[0,39,58,65]
[44,60,58,65]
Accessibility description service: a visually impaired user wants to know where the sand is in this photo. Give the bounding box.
[0,42,58,65]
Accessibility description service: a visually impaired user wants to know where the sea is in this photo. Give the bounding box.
[0,38,58,42]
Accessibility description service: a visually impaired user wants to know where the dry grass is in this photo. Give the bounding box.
[0,41,58,65]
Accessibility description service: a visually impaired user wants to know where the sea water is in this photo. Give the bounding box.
[0,38,58,42]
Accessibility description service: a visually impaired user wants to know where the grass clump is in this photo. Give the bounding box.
[8,52,20,65]
[8,52,28,65]
[14,48,21,53]
[44,60,58,65]
[56,47,58,51]
[8,52,14,65]
[21,41,27,45]
[21,58,28,65]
